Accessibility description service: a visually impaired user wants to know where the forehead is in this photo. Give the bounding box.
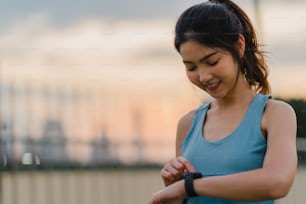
[179,41,217,60]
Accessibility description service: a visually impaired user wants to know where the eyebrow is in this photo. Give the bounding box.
[183,51,218,64]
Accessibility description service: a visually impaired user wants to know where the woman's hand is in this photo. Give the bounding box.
[161,156,195,186]
[148,180,186,204]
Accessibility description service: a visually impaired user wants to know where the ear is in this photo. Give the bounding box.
[236,34,245,58]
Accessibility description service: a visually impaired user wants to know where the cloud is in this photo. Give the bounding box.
[0,15,182,84]
[0,1,305,98]
[0,0,207,30]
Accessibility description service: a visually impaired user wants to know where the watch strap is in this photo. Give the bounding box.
[184,172,202,197]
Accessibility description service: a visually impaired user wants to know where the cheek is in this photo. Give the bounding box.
[186,71,198,83]
[215,60,239,77]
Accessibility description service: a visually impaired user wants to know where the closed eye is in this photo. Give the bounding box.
[185,65,197,71]
[207,60,219,66]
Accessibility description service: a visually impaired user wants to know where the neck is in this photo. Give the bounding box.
[211,76,256,110]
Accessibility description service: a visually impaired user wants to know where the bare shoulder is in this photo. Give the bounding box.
[175,109,197,155]
[264,99,296,118]
[263,98,297,137]
[177,109,196,137]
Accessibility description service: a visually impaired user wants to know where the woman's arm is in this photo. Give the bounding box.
[149,111,196,204]
[184,100,297,201]
[149,100,297,203]
[192,100,297,201]
[161,110,196,187]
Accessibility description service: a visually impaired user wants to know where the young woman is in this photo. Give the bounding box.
[148,0,297,203]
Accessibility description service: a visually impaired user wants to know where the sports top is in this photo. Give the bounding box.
[182,94,273,203]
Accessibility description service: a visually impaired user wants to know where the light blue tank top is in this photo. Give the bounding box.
[182,94,273,204]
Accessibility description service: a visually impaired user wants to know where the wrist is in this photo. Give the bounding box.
[183,172,202,198]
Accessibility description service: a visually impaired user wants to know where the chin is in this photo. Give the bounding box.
[206,90,228,99]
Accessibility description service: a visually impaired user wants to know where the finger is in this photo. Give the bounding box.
[177,156,196,173]
[161,168,176,184]
[161,167,183,186]
[170,159,185,172]
[163,162,184,180]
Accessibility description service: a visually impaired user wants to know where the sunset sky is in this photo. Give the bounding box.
[1,0,305,163]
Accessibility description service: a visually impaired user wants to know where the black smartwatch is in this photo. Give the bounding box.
[183,172,202,197]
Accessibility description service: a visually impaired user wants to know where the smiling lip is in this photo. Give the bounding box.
[206,81,221,91]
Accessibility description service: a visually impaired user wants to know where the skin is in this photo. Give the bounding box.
[148,36,297,204]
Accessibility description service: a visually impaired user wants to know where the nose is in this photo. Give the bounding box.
[198,67,213,84]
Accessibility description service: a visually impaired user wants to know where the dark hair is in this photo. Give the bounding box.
[174,0,270,94]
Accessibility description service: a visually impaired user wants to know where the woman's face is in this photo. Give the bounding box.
[179,40,244,99]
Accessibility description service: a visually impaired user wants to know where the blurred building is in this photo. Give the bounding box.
[0,79,116,166]
[0,75,187,167]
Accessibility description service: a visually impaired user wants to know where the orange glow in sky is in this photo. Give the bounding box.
[1,1,305,163]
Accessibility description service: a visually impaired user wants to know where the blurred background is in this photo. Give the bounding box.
[0,0,306,203]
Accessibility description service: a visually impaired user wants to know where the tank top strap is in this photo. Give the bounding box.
[247,94,271,124]
[182,103,210,150]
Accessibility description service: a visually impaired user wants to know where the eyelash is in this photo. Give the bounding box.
[187,60,219,71]
[187,66,196,71]
[207,60,219,66]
